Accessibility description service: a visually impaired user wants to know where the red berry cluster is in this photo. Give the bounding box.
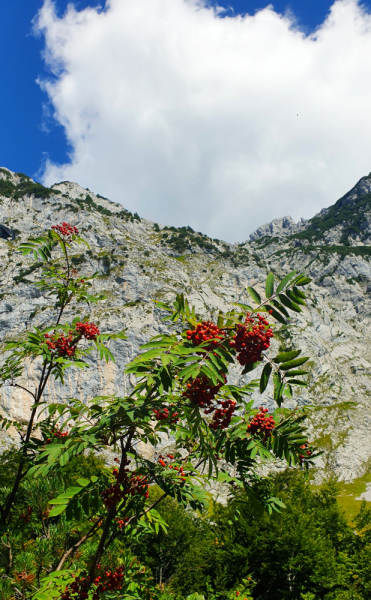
[183,375,225,408]
[247,407,275,441]
[209,398,237,431]
[101,460,149,509]
[76,322,100,340]
[20,506,32,524]
[45,426,69,444]
[183,374,234,429]
[299,443,312,463]
[53,427,69,439]
[61,566,124,600]
[52,222,79,239]
[186,321,225,349]
[116,516,129,529]
[230,313,273,366]
[153,407,179,423]
[158,455,186,483]
[45,333,76,357]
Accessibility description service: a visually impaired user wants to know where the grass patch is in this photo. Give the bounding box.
[337,471,371,523]
[274,244,371,260]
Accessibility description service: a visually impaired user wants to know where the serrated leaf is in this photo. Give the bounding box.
[293,286,307,299]
[284,384,293,398]
[233,303,253,312]
[286,289,306,306]
[260,363,272,393]
[271,299,290,318]
[280,357,309,370]
[274,350,301,363]
[204,359,225,383]
[49,505,67,517]
[241,360,261,374]
[141,340,174,349]
[295,276,312,286]
[266,305,286,325]
[286,379,307,386]
[279,294,302,313]
[276,271,297,294]
[286,369,309,376]
[250,445,259,459]
[265,273,274,298]
[247,286,261,305]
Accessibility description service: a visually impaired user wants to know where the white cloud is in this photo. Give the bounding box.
[36,0,371,241]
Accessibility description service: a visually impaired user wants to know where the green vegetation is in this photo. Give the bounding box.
[274,244,371,261]
[0,176,61,200]
[0,224,320,599]
[160,226,221,254]
[0,179,15,198]
[76,194,139,222]
[2,459,371,600]
[290,185,371,245]
[129,471,371,599]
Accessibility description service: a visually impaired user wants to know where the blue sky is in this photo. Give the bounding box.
[2,0,371,240]
[0,0,354,179]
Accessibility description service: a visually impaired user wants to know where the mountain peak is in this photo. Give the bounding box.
[249,215,308,242]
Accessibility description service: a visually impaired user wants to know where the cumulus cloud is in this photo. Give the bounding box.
[35,0,371,241]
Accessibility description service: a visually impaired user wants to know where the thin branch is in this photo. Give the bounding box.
[11,383,36,400]
[56,516,104,571]
[106,492,168,551]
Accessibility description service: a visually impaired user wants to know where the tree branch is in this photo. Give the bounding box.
[56,516,104,571]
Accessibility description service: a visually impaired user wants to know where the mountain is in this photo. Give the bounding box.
[1,166,371,505]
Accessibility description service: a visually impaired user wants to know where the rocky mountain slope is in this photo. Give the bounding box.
[1,166,371,498]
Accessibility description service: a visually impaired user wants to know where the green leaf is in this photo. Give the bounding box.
[161,354,171,367]
[293,286,307,299]
[271,299,290,318]
[241,360,261,374]
[276,271,297,294]
[250,445,259,459]
[279,294,302,313]
[260,363,272,393]
[247,286,261,305]
[204,359,225,383]
[274,350,301,363]
[265,273,274,298]
[153,301,171,311]
[141,340,174,349]
[286,289,306,306]
[233,303,253,312]
[286,379,307,386]
[280,357,309,370]
[284,384,293,398]
[273,373,285,406]
[266,305,286,325]
[49,505,67,517]
[295,276,312,286]
[286,369,308,376]
[77,478,90,487]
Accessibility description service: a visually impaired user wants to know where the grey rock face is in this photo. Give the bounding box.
[1,166,371,486]
[249,216,308,241]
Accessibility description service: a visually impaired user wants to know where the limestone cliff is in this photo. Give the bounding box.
[1,166,371,492]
